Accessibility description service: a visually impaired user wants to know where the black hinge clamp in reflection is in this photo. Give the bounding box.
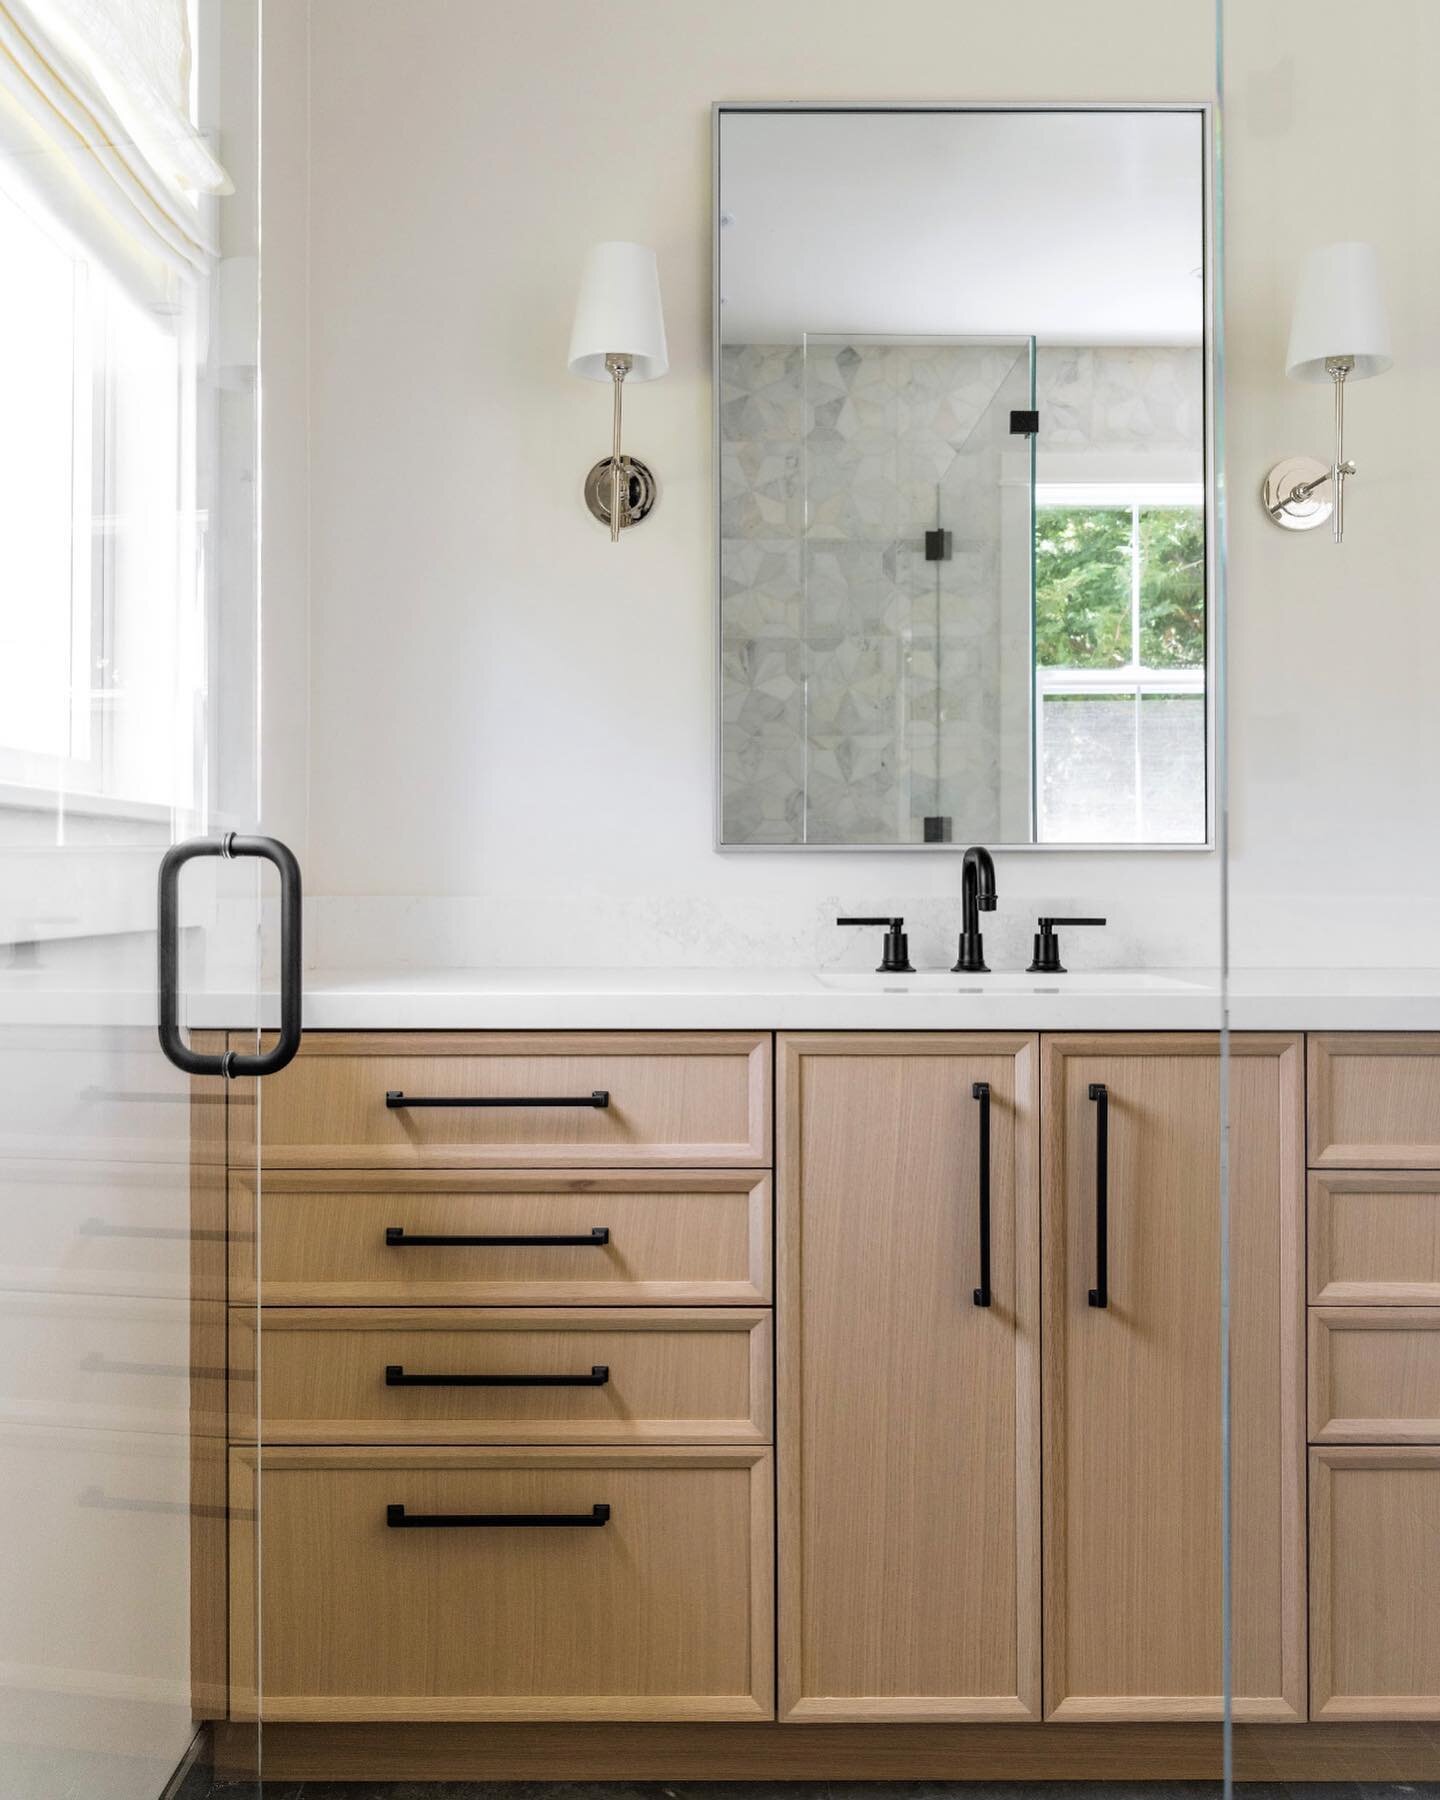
[1009,409,1040,437]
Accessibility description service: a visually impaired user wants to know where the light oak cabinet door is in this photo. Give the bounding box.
[778,1033,1040,1722]
[1041,1034,1305,1723]
[1311,1446,1440,1719]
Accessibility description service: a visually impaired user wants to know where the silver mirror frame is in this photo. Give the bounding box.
[711,100,1219,854]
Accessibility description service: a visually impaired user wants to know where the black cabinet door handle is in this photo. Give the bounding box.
[1088,1082,1109,1308]
[386,1090,609,1110]
[385,1364,609,1388]
[972,1080,992,1307]
[386,1502,611,1529]
[384,1226,609,1248]
[158,834,302,1079]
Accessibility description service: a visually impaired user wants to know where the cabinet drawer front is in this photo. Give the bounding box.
[228,1446,773,1722]
[230,1308,771,1444]
[1309,1035,1440,1169]
[1311,1446,1440,1719]
[1310,1308,1440,1442]
[1310,1172,1440,1303]
[256,1033,770,1168]
[230,1171,771,1305]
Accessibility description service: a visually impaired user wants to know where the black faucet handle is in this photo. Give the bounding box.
[836,916,915,974]
[1029,916,1107,975]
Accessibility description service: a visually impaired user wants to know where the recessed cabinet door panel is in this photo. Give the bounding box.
[229,1445,773,1722]
[1041,1033,1305,1723]
[1309,1171,1440,1304]
[1311,1446,1440,1719]
[256,1032,771,1169]
[778,1033,1040,1722]
[1309,1034,1440,1169]
[1310,1308,1440,1442]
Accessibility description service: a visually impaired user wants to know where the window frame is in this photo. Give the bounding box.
[1034,479,1207,844]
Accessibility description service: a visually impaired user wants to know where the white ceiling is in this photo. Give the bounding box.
[718,109,1205,346]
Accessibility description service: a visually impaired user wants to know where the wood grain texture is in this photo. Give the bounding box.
[256,1031,771,1168]
[230,1168,772,1305]
[1310,1170,1440,1303]
[1041,1033,1305,1723]
[209,1718,1440,1782]
[1311,1445,1440,1718]
[189,1037,228,1721]
[1310,1307,1440,1442]
[778,1033,1040,1723]
[230,1305,772,1444]
[1309,1033,1440,1169]
[229,1444,773,1723]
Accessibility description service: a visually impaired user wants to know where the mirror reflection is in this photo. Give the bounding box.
[717,107,1208,848]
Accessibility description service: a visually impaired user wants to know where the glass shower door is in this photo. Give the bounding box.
[929,339,1036,844]
[0,3,271,1795]
[799,332,1035,845]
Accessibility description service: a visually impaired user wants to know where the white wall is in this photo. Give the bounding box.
[261,0,1440,973]
[1221,1,1440,966]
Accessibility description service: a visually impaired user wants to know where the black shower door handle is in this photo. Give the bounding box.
[158,834,302,1079]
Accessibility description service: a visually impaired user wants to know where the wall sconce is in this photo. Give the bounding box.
[1263,241,1391,543]
[567,241,668,542]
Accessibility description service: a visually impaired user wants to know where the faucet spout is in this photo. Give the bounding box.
[954,846,996,974]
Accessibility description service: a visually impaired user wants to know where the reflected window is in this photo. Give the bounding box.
[1035,484,1206,843]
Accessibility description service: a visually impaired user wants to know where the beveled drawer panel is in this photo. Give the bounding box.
[1311,1446,1440,1718]
[1309,1034,1440,1169]
[255,1032,770,1168]
[228,1445,773,1722]
[230,1170,771,1306]
[1309,1171,1440,1304]
[1310,1307,1440,1443]
[229,1307,772,1445]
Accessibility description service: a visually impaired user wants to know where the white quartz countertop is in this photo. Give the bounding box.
[179,966,1440,1034]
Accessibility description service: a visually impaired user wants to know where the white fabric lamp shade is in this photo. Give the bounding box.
[567,241,668,382]
[1286,241,1392,383]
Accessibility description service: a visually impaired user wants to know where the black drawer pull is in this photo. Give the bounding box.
[972,1080,992,1307]
[386,1502,611,1529]
[386,1090,609,1109]
[384,1226,609,1248]
[1088,1082,1109,1308]
[385,1363,609,1388]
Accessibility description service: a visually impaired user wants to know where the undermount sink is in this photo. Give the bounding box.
[816,970,1209,994]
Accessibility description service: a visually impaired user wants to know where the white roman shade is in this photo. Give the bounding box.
[0,0,231,303]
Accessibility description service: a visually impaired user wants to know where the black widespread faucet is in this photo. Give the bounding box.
[954,846,997,973]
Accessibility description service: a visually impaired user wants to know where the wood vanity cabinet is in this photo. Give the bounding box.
[205,1023,1440,1775]
[1041,1034,1305,1723]
[778,1031,1305,1728]
[778,1034,1041,1722]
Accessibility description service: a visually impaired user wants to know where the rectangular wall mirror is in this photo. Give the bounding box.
[715,105,1211,850]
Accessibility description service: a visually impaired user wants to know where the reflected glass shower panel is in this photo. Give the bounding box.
[800,333,1035,847]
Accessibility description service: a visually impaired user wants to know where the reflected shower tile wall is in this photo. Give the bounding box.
[719,342,1200,846]
[1037,346,1204,452]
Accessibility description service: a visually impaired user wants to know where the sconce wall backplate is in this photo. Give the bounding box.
[1262,454,1334,532]
[584,455,657,530]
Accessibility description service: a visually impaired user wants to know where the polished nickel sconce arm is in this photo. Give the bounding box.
[1263,355,1357,542]
[581,352,657,540]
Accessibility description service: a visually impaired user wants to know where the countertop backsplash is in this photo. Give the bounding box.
[297,890,1221,976]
